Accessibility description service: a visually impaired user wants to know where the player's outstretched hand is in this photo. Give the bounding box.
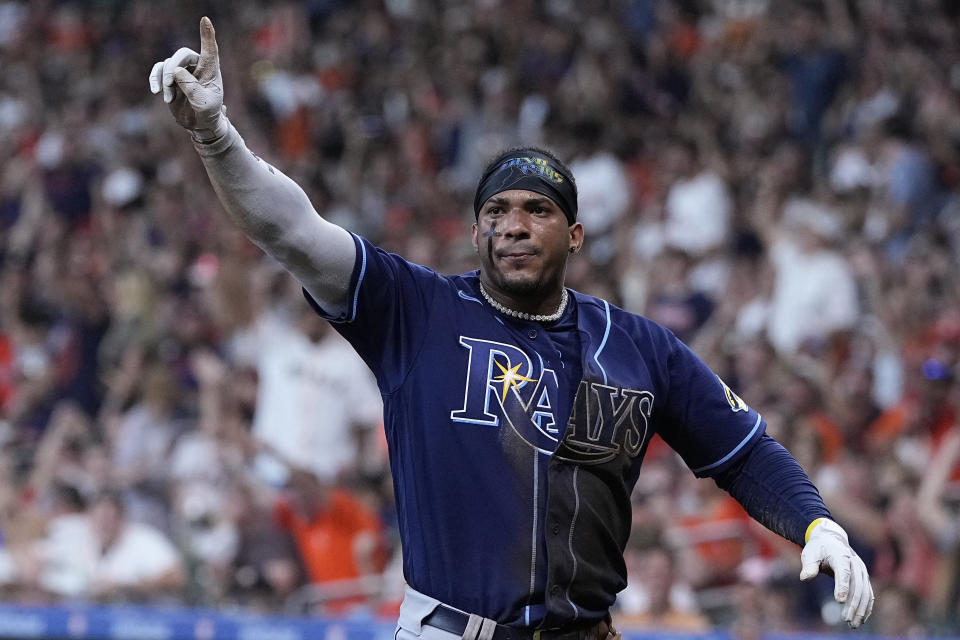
[148,17,227,142]
[800,518,874,629]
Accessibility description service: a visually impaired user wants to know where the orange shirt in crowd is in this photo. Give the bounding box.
[868,395,960,484]
[675,495,774,587]
[868,397,956,448]
[804,411,846,463]
[274,489,384,586]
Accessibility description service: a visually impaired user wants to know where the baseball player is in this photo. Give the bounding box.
[149,18,874,638]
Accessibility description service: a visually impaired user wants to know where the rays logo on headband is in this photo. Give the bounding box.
[474,149,578,224]
[503,157,566,184]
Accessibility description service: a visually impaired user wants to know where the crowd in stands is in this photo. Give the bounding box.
[0,0,958,635]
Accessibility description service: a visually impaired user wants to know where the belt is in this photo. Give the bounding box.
[423,604,605,640]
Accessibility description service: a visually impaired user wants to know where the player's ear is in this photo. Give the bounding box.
[568,222,584,253]
[471,222,479,252]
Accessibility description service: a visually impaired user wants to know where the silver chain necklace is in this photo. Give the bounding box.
[478,282,569,323]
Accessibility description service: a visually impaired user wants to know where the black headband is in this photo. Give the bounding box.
[473,152,577,224]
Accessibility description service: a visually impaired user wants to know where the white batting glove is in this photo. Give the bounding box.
[148,17,228,142]
[800,518,875,629]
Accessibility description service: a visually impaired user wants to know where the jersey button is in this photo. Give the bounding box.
[528,329,537,339]
[550,585,561,595]
[552,523,560,535]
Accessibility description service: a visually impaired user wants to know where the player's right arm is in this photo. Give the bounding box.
[148,17,355,317]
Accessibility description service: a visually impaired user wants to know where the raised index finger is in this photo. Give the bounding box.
[197,16,219,75]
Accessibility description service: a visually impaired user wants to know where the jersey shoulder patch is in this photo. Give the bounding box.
[717,375,748,412]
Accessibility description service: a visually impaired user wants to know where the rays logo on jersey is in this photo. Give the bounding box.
[450,337,561,453]
[450,337,654,462]
[556,380,654,464]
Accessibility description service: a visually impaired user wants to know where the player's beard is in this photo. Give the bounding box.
[494,271,542,296]
[485,258,558,299]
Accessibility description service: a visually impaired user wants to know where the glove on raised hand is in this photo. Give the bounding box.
[148,17,228,142]
[800,518,874,629]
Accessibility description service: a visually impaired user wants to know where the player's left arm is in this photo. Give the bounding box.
[712,435,875,629]
[656,335,874,629]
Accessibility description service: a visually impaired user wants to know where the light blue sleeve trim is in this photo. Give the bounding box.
[593,299,611,385]
[691,413,763,474]
[347,232,368,322]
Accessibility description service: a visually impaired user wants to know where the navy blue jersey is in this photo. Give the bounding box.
[306,234,765,628]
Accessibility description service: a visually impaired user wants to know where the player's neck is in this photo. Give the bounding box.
[478,278,568,321]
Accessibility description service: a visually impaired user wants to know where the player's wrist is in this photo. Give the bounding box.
[192,119,239,158]
[190,109,229,144]
[804,517,827,543]
[805,518,848,545]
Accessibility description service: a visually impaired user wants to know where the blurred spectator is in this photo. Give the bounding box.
[4,489,185,603]
[868,116,948,259]
[869,583,930,638]
[26,401,109,514]
[779,368,845,465]
[616,534,710,632]
[763,196,859,357]
[167,349,247,603]
[225,481,302,610]
[868,358,957,467]
[872,480,942,605]
[274,467,386,614]
[917,427,960,625]
[644,247,714,344]
[235,289,382,487]
[661,138,732,261]
[727,561,808,635]
[567,119,632,264]
[776,0,852,145]
[108,362,184,532]
[669,475,760,592]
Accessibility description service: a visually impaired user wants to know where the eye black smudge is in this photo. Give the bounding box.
[486,221,498,261]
